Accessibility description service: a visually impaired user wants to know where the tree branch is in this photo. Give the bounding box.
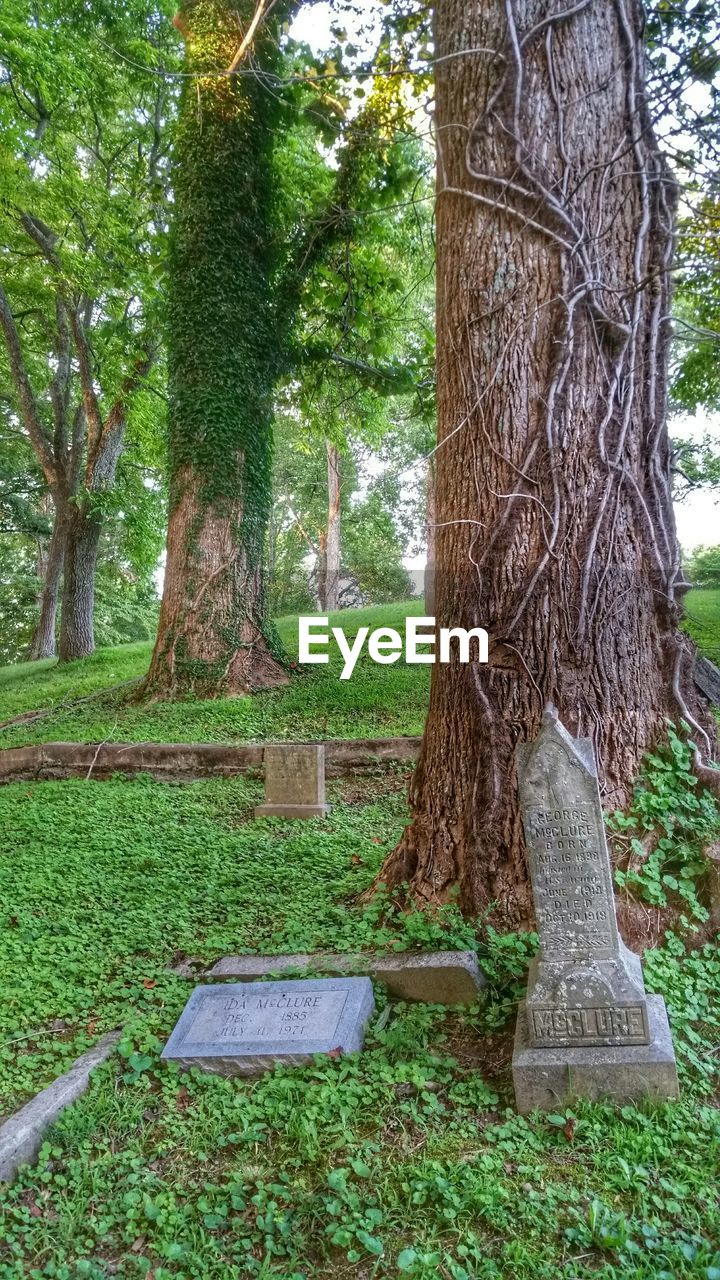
[0,281,57,484]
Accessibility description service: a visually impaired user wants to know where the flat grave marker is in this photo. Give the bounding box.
[161,977,374,1076]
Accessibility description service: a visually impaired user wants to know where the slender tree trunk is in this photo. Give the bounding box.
[28,504,65,660]
[324,441,341,611]
[376,0,715,924]
[58,506,101,662]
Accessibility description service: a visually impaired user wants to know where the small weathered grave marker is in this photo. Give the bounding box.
[254,743,329,819]
[512,705,679,1112]
[161,977,374,1076]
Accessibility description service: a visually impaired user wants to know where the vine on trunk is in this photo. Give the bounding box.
[376,0,718,924]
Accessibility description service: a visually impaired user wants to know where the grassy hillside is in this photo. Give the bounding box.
[1,592,718,750]
[0,603,429,748]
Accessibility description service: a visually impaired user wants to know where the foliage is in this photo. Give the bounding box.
[167,0,286,515]
[686,545,720,589]
[0,0,174,655]
[342,490,414,602]
[609,724,720,922]
[672,195,720,416]
[269,435,415,615]
[644,4,720,417]
[0,535,42,664]
[673,436,720,503]
[645,933,720,1088]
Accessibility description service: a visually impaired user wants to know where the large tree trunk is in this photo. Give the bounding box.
[377,0,715,924]
[27,500,65,660]
[146,466,288,696]
[144,0,289,697]
[58,507,101,662]
[424,459,436,614]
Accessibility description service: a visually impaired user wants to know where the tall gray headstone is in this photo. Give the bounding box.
[254,743,329,819]
[512,706,679,1113]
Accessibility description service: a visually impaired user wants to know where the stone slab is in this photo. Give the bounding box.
[254,743,328,820]
[208,950,486,1005]
[161,977,375,1076]
[0,1031,120,1183]
[512,994,679,1114]
[254,803,330,819]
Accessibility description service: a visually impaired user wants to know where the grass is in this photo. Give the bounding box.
[1,596,720,1277]
[0,603,430,749]
[683,589,720,664]
[0,770,719,1279]
[0,591,718,751]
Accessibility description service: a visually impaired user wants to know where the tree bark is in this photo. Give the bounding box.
[28,503,65,660]
[146,466,288,696]
[143,0,290,697]
[58,506,102,662]
[376,0,716,924]
[424,458,436,614]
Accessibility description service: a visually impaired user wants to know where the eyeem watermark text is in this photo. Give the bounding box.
[298,616,489,680]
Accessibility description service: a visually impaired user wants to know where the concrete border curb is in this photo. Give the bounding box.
[0,737,421,785]
[0,1031,121,1183]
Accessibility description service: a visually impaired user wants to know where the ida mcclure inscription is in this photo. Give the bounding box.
[161,977,375,1077]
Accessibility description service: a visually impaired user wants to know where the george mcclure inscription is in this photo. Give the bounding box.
[517,706,650,1050]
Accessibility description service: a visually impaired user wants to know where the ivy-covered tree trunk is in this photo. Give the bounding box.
[376,0,716,924]
[145,0,290,697]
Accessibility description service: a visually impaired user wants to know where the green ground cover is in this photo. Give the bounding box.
[683,589,720,664]
[0,603,429,748]
[0,769,719,1279]
[0,599,720,1277]
[0,590,716,750]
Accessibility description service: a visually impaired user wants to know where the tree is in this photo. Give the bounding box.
[0,0,172,660]
[268,417,416,616]
[376,0,717,924]
[686,546,720,591]
[145,0,426,697]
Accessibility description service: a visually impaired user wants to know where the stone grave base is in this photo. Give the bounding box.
[512,994,679,1114]
[254,803,330,819]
